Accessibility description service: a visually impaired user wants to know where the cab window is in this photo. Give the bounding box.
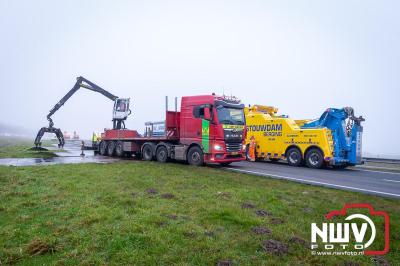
[116,100,126,112]
[193,106,205,118]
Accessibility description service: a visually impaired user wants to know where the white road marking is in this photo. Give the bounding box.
[224,167,400,198]
[354,168,400,175]
[383,179,400,183]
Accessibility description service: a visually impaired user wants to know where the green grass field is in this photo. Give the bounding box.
[0,161,399,265]
[0,137,59,159]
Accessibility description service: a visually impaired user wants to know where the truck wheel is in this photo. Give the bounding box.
[107,141,116,156]
[156,146,168,163]
[115,141,124,157]
[187,146,204,166]
[142,144,154,161]
[305,148,324,169]
[286,147,302,167]
[99,141,108,155]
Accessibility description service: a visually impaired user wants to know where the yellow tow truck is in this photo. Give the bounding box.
[244,105,364,169]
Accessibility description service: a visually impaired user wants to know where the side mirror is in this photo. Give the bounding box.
[204,107,211,120]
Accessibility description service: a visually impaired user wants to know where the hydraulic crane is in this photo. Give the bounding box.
[33,76,131,148]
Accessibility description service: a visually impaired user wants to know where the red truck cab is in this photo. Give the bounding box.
[178,94,246,165]
[98,94,246,166]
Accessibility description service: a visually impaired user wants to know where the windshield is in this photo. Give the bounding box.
[115,99,128,112]
[216,105,245,125]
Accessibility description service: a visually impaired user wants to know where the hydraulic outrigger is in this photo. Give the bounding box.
[33,76,131,148]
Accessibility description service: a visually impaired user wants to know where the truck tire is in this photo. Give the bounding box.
[305,148,324,169]
[107,141,116,156]
[187,146,204,166]
[142,144,154,161]
[156,146,168,163]
[286,147,302,167]
[115,141,124,157]
[99,141,108,156]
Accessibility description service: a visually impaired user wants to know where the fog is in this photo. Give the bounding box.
[0,0,399,156]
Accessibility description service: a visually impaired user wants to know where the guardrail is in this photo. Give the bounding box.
[363,157,400,164]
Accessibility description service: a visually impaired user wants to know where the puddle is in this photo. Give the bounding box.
[0,156,122,166]
[0,140,122,166]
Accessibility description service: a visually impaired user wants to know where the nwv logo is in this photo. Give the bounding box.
[312,214,375,248]
[310,204,390,256]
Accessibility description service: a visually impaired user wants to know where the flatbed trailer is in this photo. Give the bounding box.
[98,95,247,166]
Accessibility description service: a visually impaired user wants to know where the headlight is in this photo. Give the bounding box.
[214,144,223,151]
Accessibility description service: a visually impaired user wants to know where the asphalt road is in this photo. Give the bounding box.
[223,161,400,199]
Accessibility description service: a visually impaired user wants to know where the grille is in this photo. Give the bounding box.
[226,142,242,152]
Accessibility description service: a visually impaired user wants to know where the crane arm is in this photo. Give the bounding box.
[78,76,118,101]
[46,76,118,127]
[34,76,127,148]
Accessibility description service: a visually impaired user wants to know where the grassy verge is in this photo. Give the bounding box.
[0,162,398,265]
[0,137,59,158]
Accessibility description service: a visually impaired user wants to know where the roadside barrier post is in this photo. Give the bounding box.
[81,141,85,156]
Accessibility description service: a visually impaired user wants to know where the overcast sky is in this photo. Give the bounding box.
[0,0,399,156]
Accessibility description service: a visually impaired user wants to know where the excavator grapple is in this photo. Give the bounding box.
[34,126,64,149]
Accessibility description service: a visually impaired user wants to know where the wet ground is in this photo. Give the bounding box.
[0,140,399,199]
[0,140,121,166]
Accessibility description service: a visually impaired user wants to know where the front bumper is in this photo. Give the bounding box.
[325,156,347,165]
[325,156,362,166]
[205,152,245,163]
